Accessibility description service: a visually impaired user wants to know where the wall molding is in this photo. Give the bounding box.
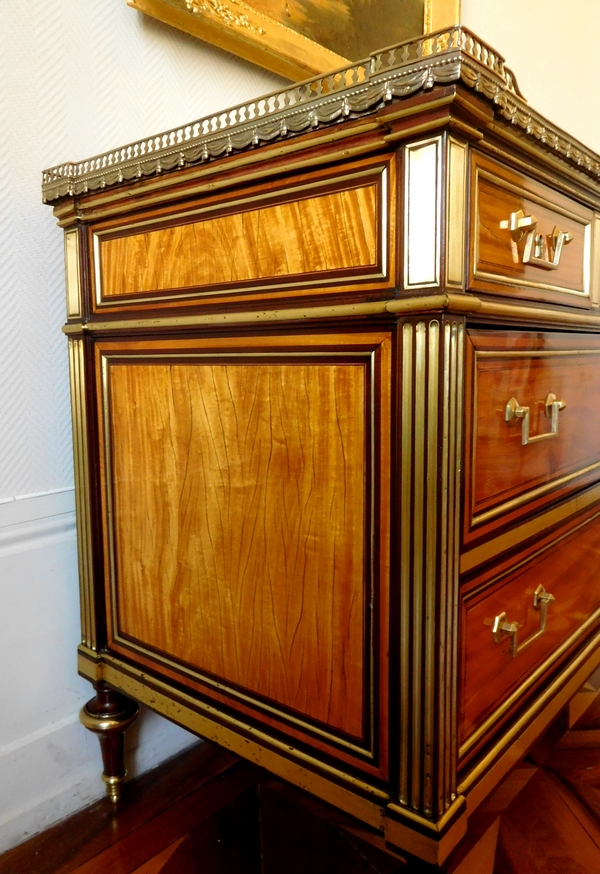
[0,704,197,854]
[0,489,76,558]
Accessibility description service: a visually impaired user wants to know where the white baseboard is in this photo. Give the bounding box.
[0,490,197,854]
[0,716,103,850]
[0,708,197,853]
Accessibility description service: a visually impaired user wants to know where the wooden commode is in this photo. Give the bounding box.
[43,27,600,866]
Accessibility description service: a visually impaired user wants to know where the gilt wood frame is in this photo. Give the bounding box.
[126,0,461,81]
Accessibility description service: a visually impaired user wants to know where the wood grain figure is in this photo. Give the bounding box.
[107,356,367,737]
[99,185,378,300]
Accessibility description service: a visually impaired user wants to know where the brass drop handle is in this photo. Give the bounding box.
[505,392,566,445]
[492,584,555,658]
[492,613,519,657]
[500,209,573,270]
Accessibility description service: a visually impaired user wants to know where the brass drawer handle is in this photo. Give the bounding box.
[505,392,566,445]
[492,584,555,658]
[500,209,573,270]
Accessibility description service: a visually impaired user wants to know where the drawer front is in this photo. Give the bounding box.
[469,152,594,306]
[459,506,600,754]
[464,330,600,543]
[90,159,394,312]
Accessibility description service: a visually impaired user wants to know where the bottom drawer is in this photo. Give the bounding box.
[459,506,600,754]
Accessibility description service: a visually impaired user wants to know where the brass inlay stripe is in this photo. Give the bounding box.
[368,348,378,762]
[451,323,464,800]
[424,320,440,818]
[387,794,465,835]
[101,353,120,641]
[446,296,600,326]
[411,322,427,811]
[69,338,96,650]
[460,509,600,757]
[72,296,448,333]
[591,215,600,309]
[399,323,414,807]
[438,322,451,817]
[88,653,391,805]
[476,349,600,358]
[111,634,372,756]
[379,165,389,282]
[64,230,82,319]
[446,140,467,287]
[67,292,600,335]
[69,339,87,644]
[584,222,592,297]
[462,480,600,573]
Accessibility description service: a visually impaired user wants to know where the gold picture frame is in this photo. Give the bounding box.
[127,0,461,82]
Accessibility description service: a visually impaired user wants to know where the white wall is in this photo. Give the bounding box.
[1,0,599,857]
[0,0,281,854]
[461,0,600,153]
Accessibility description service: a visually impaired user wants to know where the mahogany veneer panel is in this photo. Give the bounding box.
[106,356,367,736]
[98,184,378,301]
[470,152,593,305]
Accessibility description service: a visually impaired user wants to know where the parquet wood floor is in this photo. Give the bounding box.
[4,676,600,874]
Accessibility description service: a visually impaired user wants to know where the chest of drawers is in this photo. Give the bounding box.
[43,27,600,866]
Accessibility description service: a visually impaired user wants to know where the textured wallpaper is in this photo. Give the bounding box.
[0,0,282,501]
[462,0,600,154]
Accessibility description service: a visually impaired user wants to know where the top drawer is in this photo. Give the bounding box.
[469,153,596,307]
[88,158,395,314]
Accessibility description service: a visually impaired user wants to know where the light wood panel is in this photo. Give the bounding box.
[98,184,378,300]
[107,356,368,738]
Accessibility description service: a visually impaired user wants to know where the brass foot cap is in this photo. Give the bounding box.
[102,772,127,803]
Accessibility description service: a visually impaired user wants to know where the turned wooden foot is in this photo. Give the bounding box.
[80,680,139,803]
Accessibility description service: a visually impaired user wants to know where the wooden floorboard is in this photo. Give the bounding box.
[5,678,600,873]
[497,769,600,873]
[69,765,259,874]
[0,741,238,874]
